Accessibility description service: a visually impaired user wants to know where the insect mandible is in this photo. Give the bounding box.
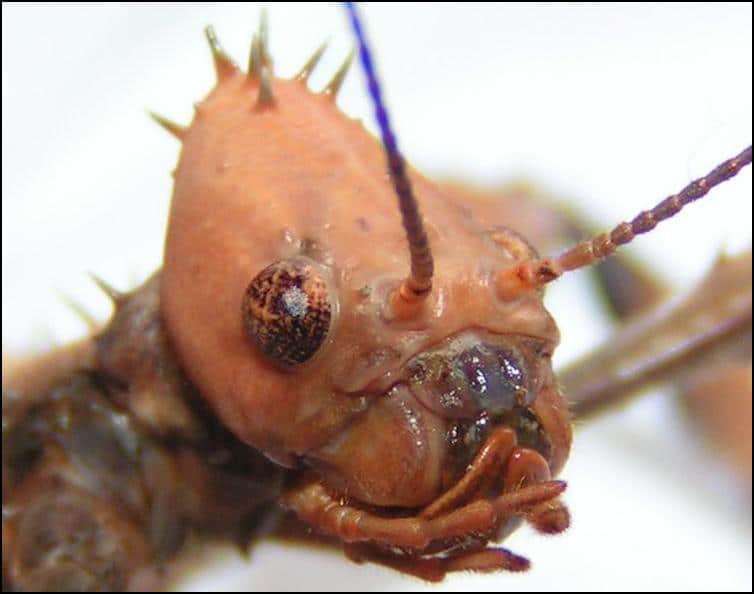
[3,3,751,591]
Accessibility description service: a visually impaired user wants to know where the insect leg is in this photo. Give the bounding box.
[562,252,752,420]
[420,427,517,520]
[281,479,491,549]
[280,477,565,550]
[345,541,530,581]
[419,427,571,534]
[503,448,570,535]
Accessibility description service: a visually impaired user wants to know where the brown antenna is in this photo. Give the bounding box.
[346,3,434,314]
[497,145,753,301]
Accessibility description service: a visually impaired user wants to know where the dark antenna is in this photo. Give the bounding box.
[345,3,434,302]
[497,145,753,301]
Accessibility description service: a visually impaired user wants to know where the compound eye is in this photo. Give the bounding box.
[242,258,332,366]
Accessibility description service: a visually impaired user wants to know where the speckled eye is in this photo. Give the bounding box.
[242,259,332,366]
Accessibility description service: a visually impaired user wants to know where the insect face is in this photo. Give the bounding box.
[3,3,751,591]
[159,38,572,511]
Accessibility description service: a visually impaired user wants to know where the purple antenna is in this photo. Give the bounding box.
[345,2,434,297]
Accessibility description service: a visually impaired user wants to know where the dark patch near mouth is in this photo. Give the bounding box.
[442,407,552,491]
[443,413,493,489]
[500,407,552,461]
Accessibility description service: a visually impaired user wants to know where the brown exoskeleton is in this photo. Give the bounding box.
[3,4,751,591]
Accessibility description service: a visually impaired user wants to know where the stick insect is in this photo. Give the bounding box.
[3,3,751,591]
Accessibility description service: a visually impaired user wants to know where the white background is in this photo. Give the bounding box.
[3,3,751,591]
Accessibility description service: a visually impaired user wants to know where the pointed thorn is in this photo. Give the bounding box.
[258,8,272,69]
[247,34,262,79]
[248,10,273,79]
[295,40,329,82]
[256,66,276,107]
[324,49,355,99]
[89,273,125,306]
[204,25,238,81]
[148,111,186,140]
[59,293,99,333]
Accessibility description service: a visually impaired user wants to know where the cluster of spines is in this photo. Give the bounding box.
[149,11,357,141]
[145,8,753,310]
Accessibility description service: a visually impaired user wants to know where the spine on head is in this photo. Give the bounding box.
[345,3,434,304]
